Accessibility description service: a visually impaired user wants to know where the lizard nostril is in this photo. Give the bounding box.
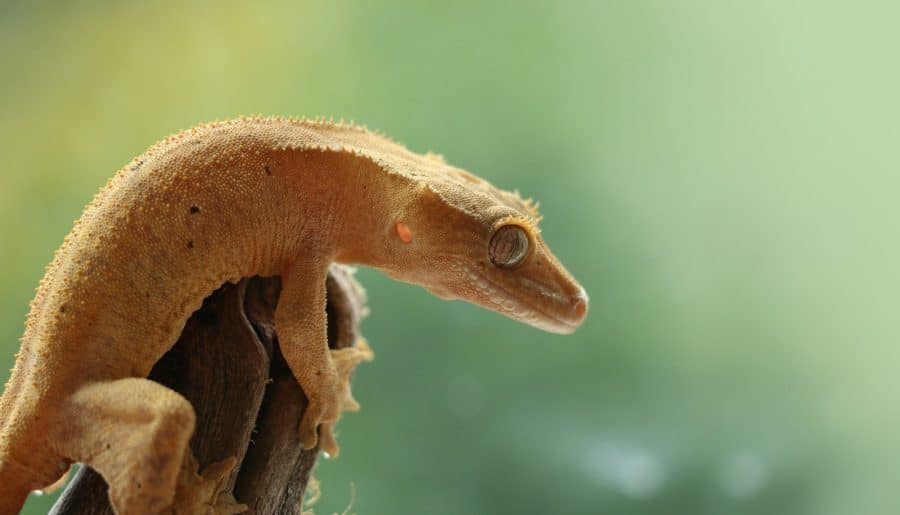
[571,288,589,320]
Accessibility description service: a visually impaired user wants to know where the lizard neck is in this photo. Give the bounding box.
[330,159,418,269]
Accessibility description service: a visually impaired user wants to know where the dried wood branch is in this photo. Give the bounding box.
[51,267,368,514]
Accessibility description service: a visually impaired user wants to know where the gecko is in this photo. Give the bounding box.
[0,116,588,514]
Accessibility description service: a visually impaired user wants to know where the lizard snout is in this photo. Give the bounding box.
[570,287,589,323]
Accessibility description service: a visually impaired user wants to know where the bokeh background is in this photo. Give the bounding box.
[2,1,898,514]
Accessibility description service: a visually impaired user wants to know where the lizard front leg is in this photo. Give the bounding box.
[275,257,345,456]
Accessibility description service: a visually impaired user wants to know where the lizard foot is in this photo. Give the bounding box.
[168,453,248,515]
[299,339,375,457]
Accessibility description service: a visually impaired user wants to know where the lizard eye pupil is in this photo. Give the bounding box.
[489,225,529,269]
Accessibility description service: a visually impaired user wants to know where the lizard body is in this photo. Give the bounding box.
[0,117,587,514]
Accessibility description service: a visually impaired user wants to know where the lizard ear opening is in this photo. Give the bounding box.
[395,221,413,244]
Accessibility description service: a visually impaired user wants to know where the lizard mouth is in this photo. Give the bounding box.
[477,274,588,334]
[411,256,588,334]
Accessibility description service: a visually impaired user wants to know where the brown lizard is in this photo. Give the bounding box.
[0,116,588,514]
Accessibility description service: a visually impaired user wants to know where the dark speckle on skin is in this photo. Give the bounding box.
[59,305,66,313]
[187,240,194,249]
[130,159,144,172]
[189,206,200,214]
[264,165,272,176]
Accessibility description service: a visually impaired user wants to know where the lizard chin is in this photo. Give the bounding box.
[427,285,459,301]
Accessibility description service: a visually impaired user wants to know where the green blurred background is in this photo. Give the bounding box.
[2,1,898,513]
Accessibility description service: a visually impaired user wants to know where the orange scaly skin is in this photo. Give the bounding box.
[0,117,588,514]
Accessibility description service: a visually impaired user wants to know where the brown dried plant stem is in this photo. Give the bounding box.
[50,267,368,515]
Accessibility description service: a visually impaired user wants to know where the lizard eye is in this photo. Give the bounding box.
[489,225,530,269]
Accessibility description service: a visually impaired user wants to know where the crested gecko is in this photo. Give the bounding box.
[0,117,588,514]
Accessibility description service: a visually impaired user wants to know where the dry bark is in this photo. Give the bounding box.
[50,266,368,514]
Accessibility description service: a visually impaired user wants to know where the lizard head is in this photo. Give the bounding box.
[375,165,588,334]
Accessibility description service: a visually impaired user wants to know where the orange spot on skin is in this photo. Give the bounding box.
[396,221,413,243]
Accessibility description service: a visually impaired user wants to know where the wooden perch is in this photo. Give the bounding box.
[50,266,369,514]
